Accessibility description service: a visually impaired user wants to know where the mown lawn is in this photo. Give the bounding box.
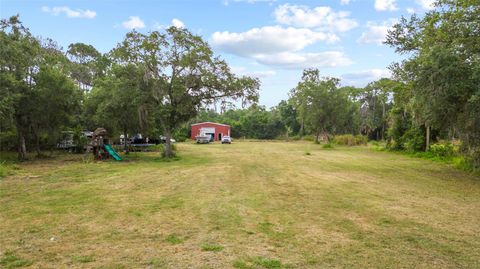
[1,141,479,268]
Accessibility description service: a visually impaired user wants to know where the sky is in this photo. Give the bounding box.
[0,0,434,107]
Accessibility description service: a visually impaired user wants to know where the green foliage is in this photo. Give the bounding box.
[333,135,368,146]
[402,127,425,152]
[1,15,82,158]
[0,161,19,178]
[200,243,224,252]
[429,142,455,158]
[233,257,285,269]
[290,69,354,143]
[322,143,335,149]
[0,251,33,268]
[111,27,259,157]
[164,234,184,245]
[0,161,9,178]
[386,0,480,170]
[72,255,95,263]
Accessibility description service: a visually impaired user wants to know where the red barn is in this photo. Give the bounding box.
[191,122,231,141]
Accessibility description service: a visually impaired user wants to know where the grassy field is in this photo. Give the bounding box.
[1,141,479,268]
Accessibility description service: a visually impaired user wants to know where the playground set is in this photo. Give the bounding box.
[84,128,122,161]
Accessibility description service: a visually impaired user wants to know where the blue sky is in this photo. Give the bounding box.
[0,0,433,107]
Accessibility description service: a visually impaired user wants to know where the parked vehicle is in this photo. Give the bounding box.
[195,135,211,144]
[57,130,91,152]
[221,136,232,144]
[160,135,176,144]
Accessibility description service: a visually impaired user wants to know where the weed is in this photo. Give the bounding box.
[0,251,33,268]
[201,243,224,252]
[72,255,95,263]
[164,234,184,244]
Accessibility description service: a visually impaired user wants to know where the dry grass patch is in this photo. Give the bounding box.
[1,141,479,268]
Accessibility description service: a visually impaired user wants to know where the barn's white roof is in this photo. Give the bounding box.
[191,122,230,127]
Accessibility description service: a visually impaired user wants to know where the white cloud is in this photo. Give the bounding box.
[341,69,391,86]
[212,26,338,57]
[232,67,277,78]
[406,7,415,14]
[122,16,145,30]
[223,0,276,5]
[41,6,96,19]
[249,70,277,78]
[374,0,398,11]
[340,0,353,5]
[254,51,353,69]
[357,20,396,45]
[273,4,357,32]
[416,0,435,10]
[171,18,185,28]
[152,22,165,30]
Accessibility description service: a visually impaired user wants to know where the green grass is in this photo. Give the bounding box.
[0,251,33,268]
[164,234,184,245]
[201,243,224,252]
[71,254,95,263]
[1,141,479,268]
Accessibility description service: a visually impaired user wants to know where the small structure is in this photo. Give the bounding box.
[84,128,122,161]
[191,122,230,142]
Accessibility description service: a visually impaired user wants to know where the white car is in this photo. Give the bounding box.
[221,136,232,144]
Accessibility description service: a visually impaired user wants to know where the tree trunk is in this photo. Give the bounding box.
[315,131,320,144]
[18,132,27,160]
[425,123,430,152]
[164,130,174,158]
[35,132,41,157]
[299,118,305,137]
[381,101,386,141]
[124,130,129,155]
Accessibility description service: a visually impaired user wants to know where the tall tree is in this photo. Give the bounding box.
[276,100,300,138]
[111,27,259,157]
[87,63,146,154]
[1,15,41,159]
[30,40,81,155]
[66,42,103,92]
[386,0,480,167]
[291,69,352,143]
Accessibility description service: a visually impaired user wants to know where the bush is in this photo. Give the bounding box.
[0,162,8,178]
[401,127,425,152]
[429,142,456,158]
[302,136,314,142]
[174,134,188,142]
[333,134,368,146]
[322,143,335,149]
[288,135,301,141]
[452,156,473,171]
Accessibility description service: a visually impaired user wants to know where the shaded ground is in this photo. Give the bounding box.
[1,142,479,268]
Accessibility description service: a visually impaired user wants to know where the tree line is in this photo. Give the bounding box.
[1,0,478,170]
[1,15,259,158]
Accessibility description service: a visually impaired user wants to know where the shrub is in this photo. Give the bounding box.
[402,127,425,152]
[452,156,473,171]
[322,143,335,149]
[429,142,455,158]
[302,136,314,142]
[201,243,224,252]
[0,163,8,178]
[333,134,368,146]
[289,135,301,141]
[174,134,188,142]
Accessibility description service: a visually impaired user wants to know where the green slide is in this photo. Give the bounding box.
[104,144,122,161]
